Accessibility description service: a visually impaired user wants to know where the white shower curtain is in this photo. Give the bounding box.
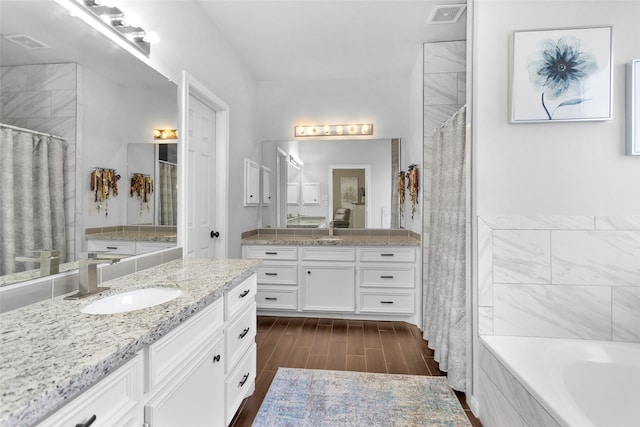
[423,105,467,391]
[0,127,66,275]
[158,162,177,226]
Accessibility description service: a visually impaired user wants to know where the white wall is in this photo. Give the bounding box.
[475,0,640,216]
[406,49,425,234]
[257,76,410,141]
[123,1,259,258]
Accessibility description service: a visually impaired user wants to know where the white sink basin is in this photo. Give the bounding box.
[81,287,183,315]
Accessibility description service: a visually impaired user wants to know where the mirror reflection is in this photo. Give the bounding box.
[0,0,178,287]
[261,138,402,229]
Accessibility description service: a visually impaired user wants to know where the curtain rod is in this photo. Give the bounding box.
[0,123,66,141]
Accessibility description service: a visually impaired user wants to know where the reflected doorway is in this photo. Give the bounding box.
[329,165,370,228]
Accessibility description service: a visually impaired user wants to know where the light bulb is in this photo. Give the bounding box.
[143,31,160,44]
[336,126,344,135]
[323,125,331,135]
[361,124,370,134]
[126,13,141,27]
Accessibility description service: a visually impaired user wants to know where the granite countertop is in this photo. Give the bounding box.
[85,230,177,243]
[241,229,420,247]
[0,258,261,427]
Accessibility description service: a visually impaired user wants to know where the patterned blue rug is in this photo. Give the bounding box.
[253,368,471,426]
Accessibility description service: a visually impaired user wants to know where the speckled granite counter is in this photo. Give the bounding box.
[0,258,260,427]
[241,228,420,246]
[85,230,176,243]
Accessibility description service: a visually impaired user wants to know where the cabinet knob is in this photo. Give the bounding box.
[307,270,311,275]
[213,354,221,363]
[75,415,97,427]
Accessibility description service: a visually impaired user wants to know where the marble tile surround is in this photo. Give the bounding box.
[478,215,640,342]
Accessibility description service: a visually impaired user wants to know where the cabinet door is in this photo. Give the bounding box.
[244,158,260,206]
[261,166,272,205]
[302,182,319,205]
[302,265,355,312]
[145,335,225,427]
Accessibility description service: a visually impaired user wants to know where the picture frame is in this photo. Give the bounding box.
[510,26,612,123]
[626,59,640,155]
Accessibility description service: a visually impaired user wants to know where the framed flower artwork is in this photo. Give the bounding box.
[510,26,612,123]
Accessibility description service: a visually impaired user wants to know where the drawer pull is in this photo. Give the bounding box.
[380,301,394,304]
[76,415,97,427]
[265,251,278,255]
[239,373,250,387]
[106,246,118,250]
[239,289,250,298]
[213,354,221,363]
[380,253,394,257]
[264,272,278,276]
[239,327,251,339]
[380,275,395,279]
[265,297,278,301]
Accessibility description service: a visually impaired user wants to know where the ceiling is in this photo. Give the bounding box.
[0,0,467,84]
[196,0,467,81]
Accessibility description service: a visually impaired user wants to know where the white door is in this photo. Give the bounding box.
[187,95,217,258]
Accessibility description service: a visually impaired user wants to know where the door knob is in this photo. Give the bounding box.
[210,231,220,238]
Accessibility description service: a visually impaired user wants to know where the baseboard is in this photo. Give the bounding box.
[468,393,480,418]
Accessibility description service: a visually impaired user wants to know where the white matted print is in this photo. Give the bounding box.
[510,26,612,123]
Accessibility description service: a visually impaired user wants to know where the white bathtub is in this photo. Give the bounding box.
[481,336,640,427]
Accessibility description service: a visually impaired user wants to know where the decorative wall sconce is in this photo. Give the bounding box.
[294,123,374,137]
[153,129,178,140]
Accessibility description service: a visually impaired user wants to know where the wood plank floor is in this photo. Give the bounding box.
[230,316,482,427]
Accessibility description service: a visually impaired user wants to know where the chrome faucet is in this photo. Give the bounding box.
[15,250,60,276]
[65,252,124,300]
[329,221,334,237]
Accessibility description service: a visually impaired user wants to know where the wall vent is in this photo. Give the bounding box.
[427,4,467,24]
[2,34,49,50]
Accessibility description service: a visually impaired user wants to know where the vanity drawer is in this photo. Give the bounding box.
[301,246,355,261]
[225,302,257,375]
[256,287,298,310]
[225,343,257,425]
[148,299,223,391]
[225,274,257,321]
[257,263,297,285]
[360,266,415,288]
[359,247,415,263]
[87,239,136,255]
[245,246,298,260]
[359,291,414,314]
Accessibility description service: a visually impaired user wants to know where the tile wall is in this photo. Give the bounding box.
[0,63,79,263]
[478,215,640,342]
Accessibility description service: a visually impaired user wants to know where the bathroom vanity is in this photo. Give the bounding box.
[85,226,178,255]
[242,229,421,326]
[0,258,260,427]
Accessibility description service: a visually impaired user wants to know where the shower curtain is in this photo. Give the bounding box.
[158,162,177,226]
[0,127,67,275]
[423,105,467,391]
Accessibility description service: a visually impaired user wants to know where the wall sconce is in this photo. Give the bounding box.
[153,129,178,140]
[294,123,374,137]
[288,154,304,169]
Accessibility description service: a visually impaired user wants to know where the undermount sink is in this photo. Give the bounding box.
[80,287,183,315]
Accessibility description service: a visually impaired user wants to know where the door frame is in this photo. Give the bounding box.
[328,164,370,228]
[179,71,229,258]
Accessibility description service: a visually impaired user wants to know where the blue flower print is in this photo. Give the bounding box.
[527,35,598,120]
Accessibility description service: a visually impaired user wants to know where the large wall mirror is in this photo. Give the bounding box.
[260,138,402,229]
[0,1,178,287]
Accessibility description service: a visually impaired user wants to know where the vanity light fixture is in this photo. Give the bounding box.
[153,129,178,140]
[294,123,374,137]
[288,154,304,169]
[56,0,157,59]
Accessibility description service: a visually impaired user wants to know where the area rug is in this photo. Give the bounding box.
[252,368,471,426]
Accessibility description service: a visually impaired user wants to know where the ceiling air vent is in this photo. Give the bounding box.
[2,34,49,50]
[427,4,467,24]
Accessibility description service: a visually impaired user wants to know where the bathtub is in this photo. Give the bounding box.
[480,336,640,427]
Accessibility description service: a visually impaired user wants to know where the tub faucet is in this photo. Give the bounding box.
[15,250,60,276]
[64,252,125,300]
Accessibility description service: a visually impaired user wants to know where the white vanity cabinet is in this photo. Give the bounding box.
[301,247,355,312]
[246,246,299,312]
[37,353,144,427]
[86,239,176,255]
[358,247,416,315]
[145,298,225,427]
